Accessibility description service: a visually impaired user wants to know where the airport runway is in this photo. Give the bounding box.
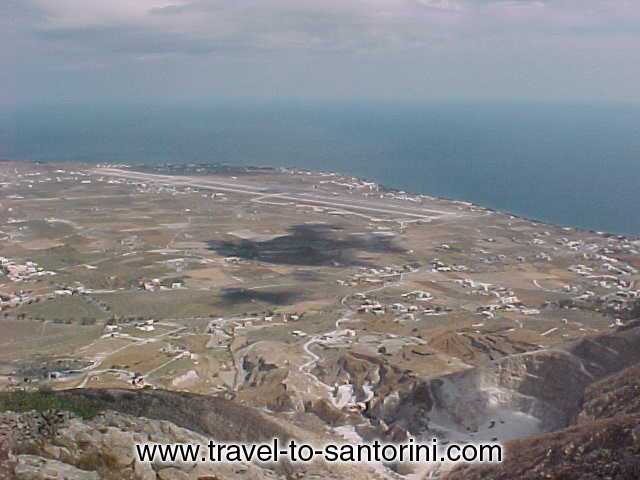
[95,167,460,222]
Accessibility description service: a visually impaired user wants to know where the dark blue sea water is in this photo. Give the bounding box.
[1,101,639,235]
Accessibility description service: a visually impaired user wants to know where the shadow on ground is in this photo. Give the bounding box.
[208,223,403,267]
[217,287,304,307]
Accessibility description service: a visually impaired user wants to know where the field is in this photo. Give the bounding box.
[1,160,638,451]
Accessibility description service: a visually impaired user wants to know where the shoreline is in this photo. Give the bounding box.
[4,156,639,240]
[129,160,640,241]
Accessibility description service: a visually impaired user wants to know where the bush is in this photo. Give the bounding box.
[0,390,101,420]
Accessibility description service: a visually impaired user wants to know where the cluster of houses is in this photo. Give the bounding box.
[600,290,640,319]
[374,186,436,205]
[102,319,157,337]
[318,176,380,192]
[204,311,304,347]
[312,170,448,210]
[595,258,637,276]
[224,256,246,265]
[10,169,100,188]
[338,264,419,287]
[518,234,640,322]
[123,177,214,202]
[556,287,640,321]
[536,252,552,262]
[140,278,184,292]
[556,236,640,318]
[161,343,189,356]
[562,280,640,319]
[402,290,433,301]
[137,319,157,332]
[0,291,30,311]
[570,261,637,279]
[601,237,640,256]
[456,280,542,318]
[354,290,449,321]
[0,256,56,282]
[0,284,82,313]
[1,280,115,314]
[53,284,88,296]
[558,238,586,250]
[456,278,508,297]
[430,259,468,273]
[569,255,637,291]
[476,294,541,319]
[356,296,387,315]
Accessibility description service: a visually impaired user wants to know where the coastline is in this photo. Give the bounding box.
[3,156,639,240]
[130,160,640,241]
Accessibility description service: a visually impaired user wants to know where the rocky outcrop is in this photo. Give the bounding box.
[234,353,294,412]
[55,389,290,444]
[3,409,284,480]
[304,399,347,426]
[0,419,16,480]
[15,455,99,480]
[314,352,416,416]
[1,393,390,480]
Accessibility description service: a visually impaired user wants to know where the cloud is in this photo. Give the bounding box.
[22,0,640,57]
[25,0,470,54]
[30,0,186,28]
[2,0,639,103]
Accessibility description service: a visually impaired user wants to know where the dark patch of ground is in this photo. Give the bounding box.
[217,287,304,306]
[292,270,325,281]
[208,223,404,267]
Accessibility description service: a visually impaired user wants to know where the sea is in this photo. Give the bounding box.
[1,100,639,236]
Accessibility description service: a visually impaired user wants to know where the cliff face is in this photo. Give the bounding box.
[445,361,640,480]
[369,322,640,446]
[441,322,640,480]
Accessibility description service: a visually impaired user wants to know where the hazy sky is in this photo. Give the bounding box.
[3,0,640,105]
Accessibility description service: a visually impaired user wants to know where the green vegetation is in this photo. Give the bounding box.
[97,290,222,319]
[28,245,95,270]
[0,390,101,420]
[15,296,107,324]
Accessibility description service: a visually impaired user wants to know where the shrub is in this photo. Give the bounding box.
[0,390,100,420]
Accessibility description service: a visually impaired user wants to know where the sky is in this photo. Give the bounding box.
[2,0,640,105]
